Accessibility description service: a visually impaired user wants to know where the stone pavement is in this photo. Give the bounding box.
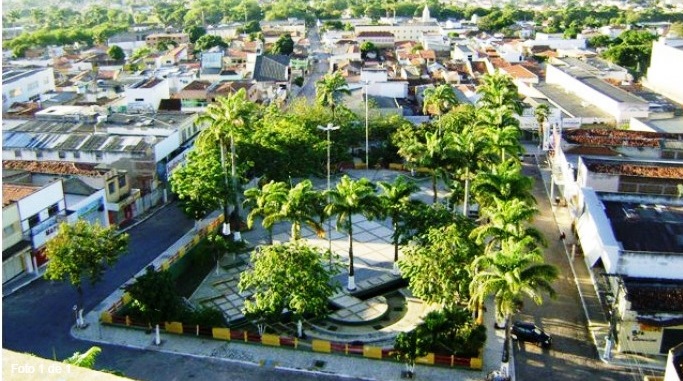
[72,169,507,381]
[531,148,666,373]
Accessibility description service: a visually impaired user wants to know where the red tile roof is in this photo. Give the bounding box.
[3,160,101,176]
[2,184,41,206]
[502,65,537,80]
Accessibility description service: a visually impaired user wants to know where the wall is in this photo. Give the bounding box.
[2,68,56,112]
[618,251,683,280]
[576,188,622,271]
[17,181,65,249]
[2,203,23,250]
[643,38,683,105]
[125,79,170,112]
[66,189,108,227]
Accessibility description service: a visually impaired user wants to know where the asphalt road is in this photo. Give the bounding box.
[2,203,367,381]
[513,162,643,381]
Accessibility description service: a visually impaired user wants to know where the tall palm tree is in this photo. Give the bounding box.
[280,180,324,241]
[534,103,550,150]
[478,108,522,162]
[244,181,289,244]
[325,175,382,290]
[378,176,422,273]
[450,124,491,216]
[471,198,545,254]
[316,71,351,123]
[422,84,458,124]
[469,239,558,344]
[472,159,535,209]
[196,88,257,237]
[423,129,454,204]
[476,71,522,116]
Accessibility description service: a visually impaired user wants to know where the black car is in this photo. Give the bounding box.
[511,322,552,348]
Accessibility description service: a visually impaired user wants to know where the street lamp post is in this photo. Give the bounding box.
[318,123,339,263]
[363,81,370,170]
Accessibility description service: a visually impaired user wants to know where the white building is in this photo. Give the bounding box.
[2,67,56,112]
[358,68,408,99]
[355,22,441,43]
[643,37,683,105]
[451,45,478,62]
[125,77,170,112]
[523,33,587,51]
[2,202,33,284]
[546,63,649,124]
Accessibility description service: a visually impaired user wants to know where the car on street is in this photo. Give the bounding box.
[511,322,552,348]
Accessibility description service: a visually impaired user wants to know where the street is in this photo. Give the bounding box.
[512,160,643,381]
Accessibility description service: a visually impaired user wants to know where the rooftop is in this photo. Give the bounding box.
[2,183,41,206]
[564,129,677,147]
[602,199,683,253]
[622,277,683,316]
[553,64,647,104]
[3,160,101,176]
[583,157,683,179]
[535,84,612,119]
[129,78,164,89]
[2,67,49,85]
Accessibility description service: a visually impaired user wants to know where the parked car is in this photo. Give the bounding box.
[511,322,552,348]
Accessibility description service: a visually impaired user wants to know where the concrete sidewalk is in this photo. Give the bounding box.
[532,151,666,373]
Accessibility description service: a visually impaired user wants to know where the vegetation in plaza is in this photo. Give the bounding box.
[238,242,341,337]
[392,329,428,377]
[377,176,423,271]
[315,71,351,124]
[63,346,101,369]
[244,180,289,244]
[126,267,185,331]
[325,175,382,290]
[44,220,129,311]
[399,219,480,308]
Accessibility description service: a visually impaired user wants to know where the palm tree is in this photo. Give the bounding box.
[423,129,454,204]
[196,88,257,237]
[476,71,522,116]
[316,71,351,123]
[469,239,558,345]
[472,159,535,209]
[534,103,550,150]
[471,198,545,255]
[450,124,491,216]
[378,176,422,273]
[243,181,289,244]
[280,180,324,241]
[478,108,522,162]
[422,84,458,124]
[325,175,382,290]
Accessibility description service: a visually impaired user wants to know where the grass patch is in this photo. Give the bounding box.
[173,239,218,298]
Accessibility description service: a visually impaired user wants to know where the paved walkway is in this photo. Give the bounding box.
[532,149,666,372]
[71,169,509,381]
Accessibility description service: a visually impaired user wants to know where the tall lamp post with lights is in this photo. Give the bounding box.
[318,123,339,262]
[362,80,370,169]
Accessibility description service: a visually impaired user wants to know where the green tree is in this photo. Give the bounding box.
[194,34,228,52]
[271,33,294,55]
[477,71,522,116]
[238,242,340,337]
[315,71,351,123]
[393,330,429,377]
[280,180,324,241]
[472,159,535,209]
[63,346,101,369]
[184,25,206,44]
[471,198,545,255]
[107,45,124,60]
[126,267,184,345]
[325,175,382,291]
[44,220,129,324]
[195,88,258,238]
[244,180,289,244]
[450,123,491,216]
[469,239,558,344]
[360,41,376,58]
[422,84,458,121]
[588,35,613,48]
[378,176,422,272]
[399,220,479,308]
[171,145,232,226]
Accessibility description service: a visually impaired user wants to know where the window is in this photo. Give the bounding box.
[118,176,126,188]
[108,181,116,194]
[36,151,43,158]
[14,150,22,158]
[135,98,144,102]
[28,214,40,228]
[95,152,103,160]
[48,203,60,217]
[73,151,80,159]
[58,151,66,159]
[3,224,15,235]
